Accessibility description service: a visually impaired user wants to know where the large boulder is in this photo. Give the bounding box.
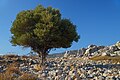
[109,45,119,52]
[101,52,108,56]
[109,53,117,57]
[98,47,109,54]
[115,41,120,49]
[84,45,98,56]
[114,51,120,56]
[101,51,111,56]
[97,46,105,50]
[77,48,86,56]
[91,52,99,56]
[87,44,97,48]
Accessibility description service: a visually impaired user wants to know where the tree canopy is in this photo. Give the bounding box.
[10,5,80,64]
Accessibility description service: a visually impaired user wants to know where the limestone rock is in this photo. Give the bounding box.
[114,51,120,56]
[109,45,119,52]
[115,41,120,49]
[64,51,70,58]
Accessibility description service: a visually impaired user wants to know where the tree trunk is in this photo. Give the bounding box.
[38,52,45,66]
[41,53,44,66]
[38,51,47,66]
[38,54,41,66]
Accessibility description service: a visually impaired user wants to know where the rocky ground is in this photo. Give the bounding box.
[0,55,120,80]
[0,41,120,80]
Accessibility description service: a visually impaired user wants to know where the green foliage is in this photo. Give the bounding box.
[10,5,80,58]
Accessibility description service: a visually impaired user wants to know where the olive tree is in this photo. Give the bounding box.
[10,5,80,65]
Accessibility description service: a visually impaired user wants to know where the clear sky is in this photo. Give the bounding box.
[0,0,120,55]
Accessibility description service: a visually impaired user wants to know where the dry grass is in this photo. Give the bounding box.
[0,62,38,80]
[33,64,43,71]
[18,73,38,80]
[6,63,20,74]
[0,60,6,66]
[0,73,13,80]
[90,55,120,63]
[0,72,38,80]
[0,62,20,80]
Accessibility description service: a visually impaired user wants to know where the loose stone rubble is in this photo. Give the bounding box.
[67,41,120,57]
[0,41,120,80]
[0,55,120,80]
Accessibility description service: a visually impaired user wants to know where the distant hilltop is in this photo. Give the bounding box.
[49,41,120,58]
[0,54,3,55]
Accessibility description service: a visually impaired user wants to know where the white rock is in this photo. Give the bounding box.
[101,52,109,56]
[64,51,69,58]
[110,53,117,57]
[41,72,47,77]
[49,70,56,76]
[69,71,73,75]
[115,41,120,49]
[98,76,105,80]
[114,51,120,56]
[54,76,59,80]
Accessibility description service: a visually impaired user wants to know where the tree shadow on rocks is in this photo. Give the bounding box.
[91,64,120,69]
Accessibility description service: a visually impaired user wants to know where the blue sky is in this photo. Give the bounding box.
[0,0,120,55]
